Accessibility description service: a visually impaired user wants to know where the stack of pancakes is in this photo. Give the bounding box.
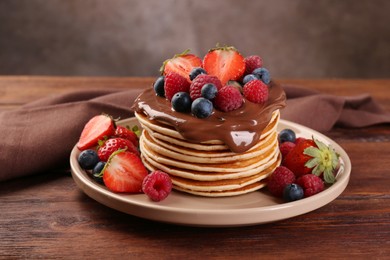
[135,110,282,197]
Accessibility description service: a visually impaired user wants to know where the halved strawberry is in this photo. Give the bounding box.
[98,137,139,162]
[77,115,115,151]
[160,49,202,83]
[202,45,245,85]
[103,150,148,193]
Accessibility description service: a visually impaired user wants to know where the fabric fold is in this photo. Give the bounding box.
[1,84,389,181]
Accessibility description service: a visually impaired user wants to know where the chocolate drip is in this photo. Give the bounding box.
[132,81,286,153]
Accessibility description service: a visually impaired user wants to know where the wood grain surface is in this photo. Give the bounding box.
[0,77,389,259]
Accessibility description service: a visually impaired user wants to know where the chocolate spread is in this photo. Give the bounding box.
[132,81,286,153]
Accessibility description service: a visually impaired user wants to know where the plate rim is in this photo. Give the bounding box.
[70,118,351,227]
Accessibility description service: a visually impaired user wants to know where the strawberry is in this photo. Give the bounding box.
[98,137,139,162]
[160,49,202,83]
[115,126,139,147]
[164,71,191,101]
[103,150,148,193]
[283,138,339,184]
[77,115,115,151]
[203,45,245,85]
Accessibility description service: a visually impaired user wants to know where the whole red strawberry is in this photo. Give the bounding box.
[203,45,245,85]
[267,166,296,197]
[98,137,139,162]
[189,74,223,100]
[115,126,139,147]
[283,139,316,177]
[213,85,243,112]
[296,174,324,197]
[160,49,202,83]
[243,79,269,103]
[164,71,191,101]
[244,55,263,75]
[283,138,339,184]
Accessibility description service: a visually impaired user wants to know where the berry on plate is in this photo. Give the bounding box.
[278,128,296,143]
[115,125,139,147]
[142,170,173,202]
[243,79,269,103]
[267,166,296,197]
[279,141,296,159]
[164,71,191,101]
[160,49,202,83]
[78,149,100,170]
[295,137,306,145]
[283,138,339,184]
[203,45,245,85]
[283,183,304,202]
[92,161,106,183]
[213,85,243,112]
[77,115,115,150]
[189,74,222,100]
[296,174,324,197]
[103,150,148,193]
[98,137,139,162]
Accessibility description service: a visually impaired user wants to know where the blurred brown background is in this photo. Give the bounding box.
[0,0,389,78]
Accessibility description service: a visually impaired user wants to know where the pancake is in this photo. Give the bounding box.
[136,110,282,196]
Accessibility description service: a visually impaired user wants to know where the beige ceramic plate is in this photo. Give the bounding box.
[70,118,351,227]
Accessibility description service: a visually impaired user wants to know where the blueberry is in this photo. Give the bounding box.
[252,68,271,84]
[189,67,207,81]
[171,92,192,113]
[201,83,218,100]
[278,128,296,143]
[283,183,304,202]
[92,161,106,184]
[153,76,165,97]
[78,149,99,170]
[191,98,213,118]
[242,74,257,85]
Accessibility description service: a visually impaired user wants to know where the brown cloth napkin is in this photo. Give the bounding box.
[1,85,389,181]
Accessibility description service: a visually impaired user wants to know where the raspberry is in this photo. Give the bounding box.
[244,55,263,75]
[189,74,222,100]
[142,170,173,202]
[279,141,295,159]
[164,71,190,101]
[213,85,243,112]
[267,166,296,197]
[296,174,324,197]
[243,79,269,103]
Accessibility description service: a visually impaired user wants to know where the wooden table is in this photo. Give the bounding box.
[0,77,389,259]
